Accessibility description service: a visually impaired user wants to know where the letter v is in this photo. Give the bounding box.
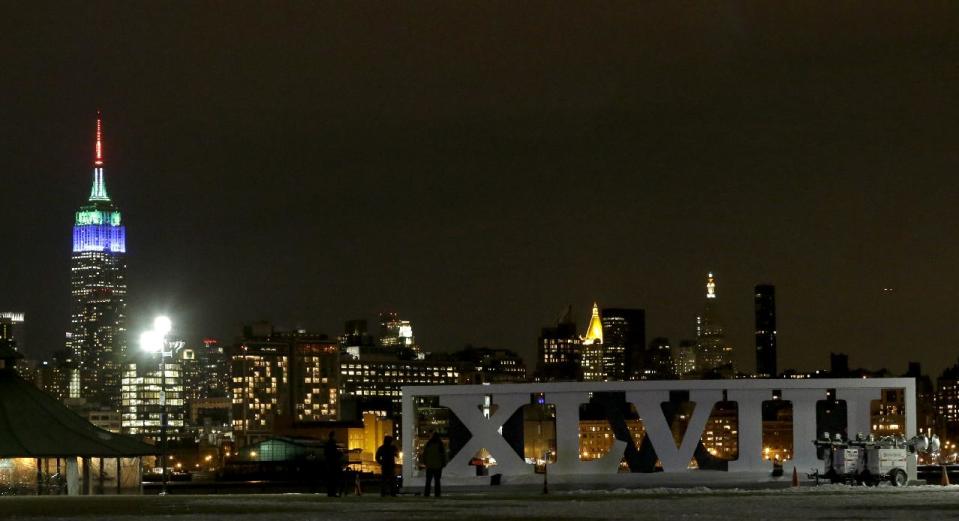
[627,389,722,472]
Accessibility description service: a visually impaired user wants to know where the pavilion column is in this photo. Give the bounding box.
[82,457,91,495]
[65,458,80,496]
[97,458,105,495]
[36,458,43,495]
[116,458,122,494]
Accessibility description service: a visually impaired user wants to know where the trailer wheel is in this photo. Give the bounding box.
[890,469,907,487]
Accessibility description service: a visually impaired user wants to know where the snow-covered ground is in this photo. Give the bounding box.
[3,486,959,520]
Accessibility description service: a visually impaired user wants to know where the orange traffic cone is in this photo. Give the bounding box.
[791,467,800,487]
[942,465,950,486]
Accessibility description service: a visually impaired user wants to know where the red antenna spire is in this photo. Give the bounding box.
[94,111,104,166]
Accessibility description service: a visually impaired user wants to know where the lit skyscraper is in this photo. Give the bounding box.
[600,308,645,380]
[581,303,605,381]
[754,284,777,377]
[68,113,128,408]
[121,340,186,440]
[695,272,732,373]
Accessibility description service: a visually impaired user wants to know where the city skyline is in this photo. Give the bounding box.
[1,3,958,378]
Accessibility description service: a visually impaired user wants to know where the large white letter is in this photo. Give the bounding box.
[440,393,532,478]
[627,389,722,472]
[837,388,881,439]
[546,392,627,475]
[727,389,772,472]
[66,457,80,496]
[781,388,825,474]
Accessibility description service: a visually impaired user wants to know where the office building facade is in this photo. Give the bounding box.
[230,326,339,446]
[600,308,645,380]
[535,307,582,382]
[120,341,186,439]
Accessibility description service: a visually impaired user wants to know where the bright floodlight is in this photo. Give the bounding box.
[140,330,163,353]
[153,316,172,335]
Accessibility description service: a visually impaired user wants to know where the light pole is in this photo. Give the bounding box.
[140,315,172,496]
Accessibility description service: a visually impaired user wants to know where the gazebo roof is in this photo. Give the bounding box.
[0,361,155,458]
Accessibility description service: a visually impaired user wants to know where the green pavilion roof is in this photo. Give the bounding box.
[0,364,154,458]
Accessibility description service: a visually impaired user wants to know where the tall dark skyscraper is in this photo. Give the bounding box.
[600,308,645,380]
[68,114,128,408]
[754,284,777,377]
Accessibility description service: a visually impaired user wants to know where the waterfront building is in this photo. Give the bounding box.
[120,340,186,440]
[339,358,458,408]
[230,325,339,446]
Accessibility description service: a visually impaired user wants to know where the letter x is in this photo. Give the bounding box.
[440,393,531,478]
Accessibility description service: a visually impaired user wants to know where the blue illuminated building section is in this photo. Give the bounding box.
[72,220,126,253]
[73,205,126,252]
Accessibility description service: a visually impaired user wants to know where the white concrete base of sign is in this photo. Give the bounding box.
[404,470,799,490]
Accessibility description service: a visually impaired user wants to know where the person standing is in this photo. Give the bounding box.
[421,432,447,497]
[323,431,342,497]
[375,435,398,496]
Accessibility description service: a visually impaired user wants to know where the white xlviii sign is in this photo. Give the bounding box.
[402,379,915,483]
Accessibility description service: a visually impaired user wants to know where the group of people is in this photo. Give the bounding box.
[323,431,449,498]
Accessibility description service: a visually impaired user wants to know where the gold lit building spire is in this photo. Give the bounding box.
[583,302,603,343]
[706,272,717,299]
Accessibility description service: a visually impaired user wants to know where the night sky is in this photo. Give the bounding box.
[1,3,958,376]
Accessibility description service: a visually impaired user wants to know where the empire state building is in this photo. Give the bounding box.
[68,113,128,409]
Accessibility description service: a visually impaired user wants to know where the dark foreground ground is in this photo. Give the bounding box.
[2,486,959,520]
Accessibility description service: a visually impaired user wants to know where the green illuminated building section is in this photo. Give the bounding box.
[75,209,122,226]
